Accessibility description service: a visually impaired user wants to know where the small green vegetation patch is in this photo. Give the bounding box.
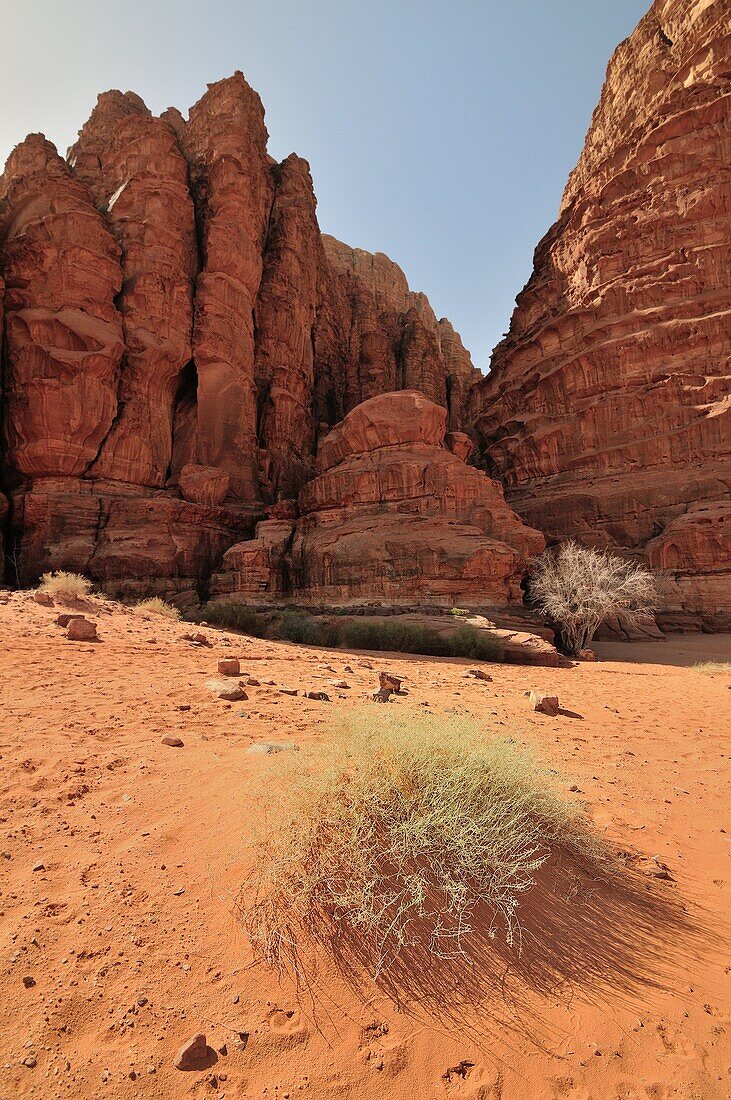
[201,600,269,637]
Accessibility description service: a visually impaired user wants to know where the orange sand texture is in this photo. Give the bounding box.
[0,591,729,1098]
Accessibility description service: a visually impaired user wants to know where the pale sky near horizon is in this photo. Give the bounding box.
[0,0,648,370]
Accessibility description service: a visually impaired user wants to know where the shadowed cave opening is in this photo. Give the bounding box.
[168,360,199,485]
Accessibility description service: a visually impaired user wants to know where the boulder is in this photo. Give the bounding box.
[66,618,98,642]
[530,691,559,717]
[291,392,544,604]
[217,658,240,676]
[174,1032,208,1069]
[179,464,230,507]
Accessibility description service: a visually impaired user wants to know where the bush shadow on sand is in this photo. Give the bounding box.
[270,855,713,1052]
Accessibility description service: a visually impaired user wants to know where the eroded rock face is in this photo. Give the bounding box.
[467,0,730,630]
[1,14,724,625]
[0,276,6,556]
[14,478,255,607]
[179,72,274,502]
[290,392,544,604]
[321,236,480,426]
[254,155,323,501]
[0,135,124,479]
[0,72,487,600]
[68,91,197,488]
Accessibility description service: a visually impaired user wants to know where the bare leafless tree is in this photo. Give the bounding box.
[530,541,658,656]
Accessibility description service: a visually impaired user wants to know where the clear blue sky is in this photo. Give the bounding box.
[1,0,648,369]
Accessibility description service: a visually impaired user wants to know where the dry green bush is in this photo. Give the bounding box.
[275,611,339,647]
[530,541,657,656]
[134,597,181,621]
[694,661,731,675]
[339,619,451,656]
[39,571,93,602]
[448,624,504,661]
[238,709,605,976]
[338,619,503,661]
[200,600,269,637]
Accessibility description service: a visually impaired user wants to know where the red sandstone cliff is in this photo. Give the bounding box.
[467,0,730,630]
[211,392,543,604]
[0,3,727,623]
[0,73,482,605]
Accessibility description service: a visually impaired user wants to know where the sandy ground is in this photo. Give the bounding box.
[0,591,729,1099]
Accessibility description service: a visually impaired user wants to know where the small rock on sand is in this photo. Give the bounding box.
[174,1032,208,1070]
[465,668,493,681]
[217,658,240,676]
[56,613,85,628]
[161,736,184,748]
[218,683,248,702]
[67,617,97,641]
[530,690,559,717]
[304,690,330,701]
[33,591,53,607]
[379,672,402,692]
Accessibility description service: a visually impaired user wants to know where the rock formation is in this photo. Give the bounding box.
[290,392,543,603]
[178,74,274,503]
[0,73,483,605]
[68,90,197,489]
[467,0,730,630]
[0,135,124,480]
[0,0,727,625]
[211,392,543,603]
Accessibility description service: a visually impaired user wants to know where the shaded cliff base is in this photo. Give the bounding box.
[0,587,728,1098]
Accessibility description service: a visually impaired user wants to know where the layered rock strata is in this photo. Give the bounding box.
[467,0,730,629]
[283,392,544,604]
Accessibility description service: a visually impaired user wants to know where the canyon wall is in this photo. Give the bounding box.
[1,0,727,623]
[467,0,730,630]
[0,73,498,607]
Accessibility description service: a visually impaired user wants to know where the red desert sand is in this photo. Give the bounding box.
[0,590,729,1098]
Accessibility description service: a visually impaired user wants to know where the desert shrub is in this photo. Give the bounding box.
[134,597,181,621]
[449,607,470,617]
[339,620,452,656]
[694,661,731,675]
[275,611,338,648]
[447,624,504,662]
[201,600,268,637]
[238,709,604,975]
[530,541,657,657]
[39,571,93,602]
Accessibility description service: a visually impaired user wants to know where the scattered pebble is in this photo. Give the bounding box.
[174,1032,208,1070]
[530,690,559,716]
[217,657,240,676]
